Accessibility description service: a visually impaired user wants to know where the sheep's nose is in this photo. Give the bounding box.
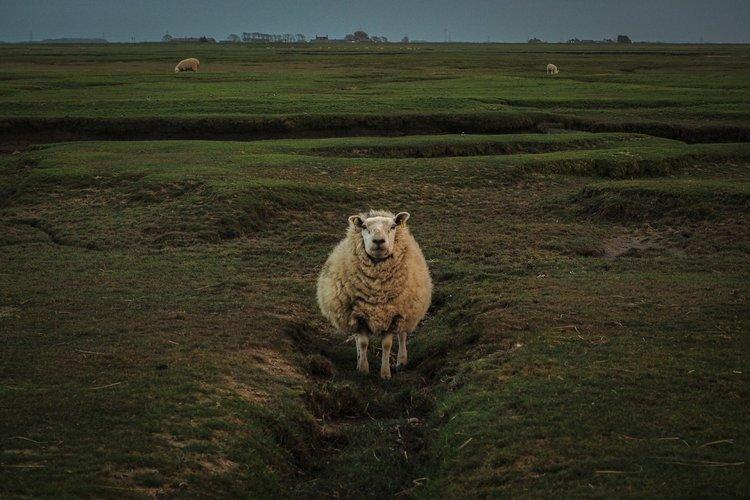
[372,238,385,245]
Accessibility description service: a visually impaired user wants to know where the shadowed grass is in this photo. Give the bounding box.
[299,132,676,157]
[574,178,750,220]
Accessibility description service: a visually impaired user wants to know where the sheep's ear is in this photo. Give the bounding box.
[395,212,410,226]
[348,214,364,229]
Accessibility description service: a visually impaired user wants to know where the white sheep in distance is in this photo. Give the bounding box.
[175,58,200,73]
[317,210,432,379]
[547,63,559,75]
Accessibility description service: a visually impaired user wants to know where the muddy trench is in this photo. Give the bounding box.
[280,318,450,498]
[2,113,750,148]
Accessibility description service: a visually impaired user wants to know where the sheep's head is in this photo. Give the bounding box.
[174,66,180,73]
[349,211,410,260]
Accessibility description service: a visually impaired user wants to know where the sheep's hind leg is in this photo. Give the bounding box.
[380,334,393,380]
[355,334,369,374]
[395,331,408,371]
[386,316,406,372]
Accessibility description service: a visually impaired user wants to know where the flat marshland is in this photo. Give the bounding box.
[0,43,748,497]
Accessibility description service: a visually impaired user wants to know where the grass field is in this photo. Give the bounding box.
[1,43,749,143]
[1,43,749,497]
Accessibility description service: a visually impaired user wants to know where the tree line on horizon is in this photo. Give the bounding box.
[528,34,633,44]
[162,31,405,44]
[7,32,645,45]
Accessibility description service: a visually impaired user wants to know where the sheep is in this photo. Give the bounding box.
[317,210,432,379]
[547,63,559,75]
[175,58,200,73]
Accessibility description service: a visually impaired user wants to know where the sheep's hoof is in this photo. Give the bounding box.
[357,365,369,375]
[393,363,405,373]
[380,370,391,380]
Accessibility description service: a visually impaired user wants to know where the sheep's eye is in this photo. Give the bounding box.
[391,224,397,230]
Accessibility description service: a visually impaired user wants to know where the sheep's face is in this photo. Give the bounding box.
[349,212,410,260]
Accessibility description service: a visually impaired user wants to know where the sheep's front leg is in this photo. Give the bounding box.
[355,334,369,374]
[380,334,393,380]
[396,331,408,370]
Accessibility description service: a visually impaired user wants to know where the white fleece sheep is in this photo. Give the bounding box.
[175,58,200,73]
[317,210,432,379]
[547,63,559,75]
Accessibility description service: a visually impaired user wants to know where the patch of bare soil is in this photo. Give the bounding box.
[0,306,20,318]
[220,345,307,406]
[109,467,167,497]
[198,457,239,475]
[224,376,273,406]
[0,144,27,155]
[602,226,672,259]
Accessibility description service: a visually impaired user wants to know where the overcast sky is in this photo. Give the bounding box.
[1,0,749,43]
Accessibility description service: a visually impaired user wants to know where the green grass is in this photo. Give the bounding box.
[1,42,749,497]
[1,133,748,497]
[277,132,677,156]
[1,43,749,143]
[574,178,750,220]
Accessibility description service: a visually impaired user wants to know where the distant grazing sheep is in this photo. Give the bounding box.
[547,63,559,75]
[175,58,200,73]
[317,210,432,379]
